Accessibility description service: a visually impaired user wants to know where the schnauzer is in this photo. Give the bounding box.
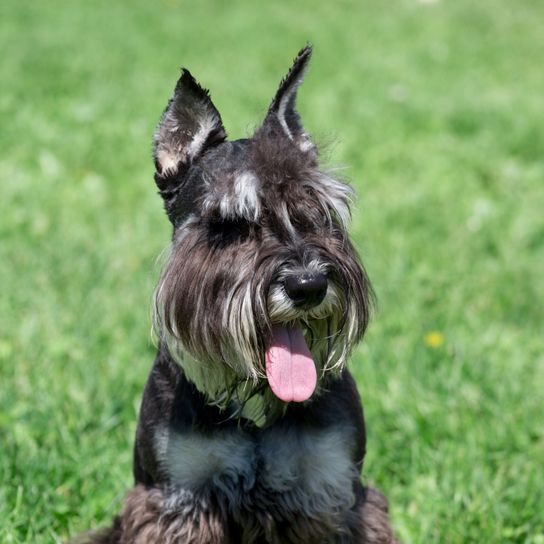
[83,46,397,543]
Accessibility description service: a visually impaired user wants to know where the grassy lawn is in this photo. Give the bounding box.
[1,0,543,542]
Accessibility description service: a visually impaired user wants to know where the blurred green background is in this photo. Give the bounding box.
[1,0,543,542]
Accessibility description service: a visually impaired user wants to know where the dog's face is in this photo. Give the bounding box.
[153,47,371,409]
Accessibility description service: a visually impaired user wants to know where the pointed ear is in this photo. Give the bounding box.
[263,45,314,152]
[153,69,226,182]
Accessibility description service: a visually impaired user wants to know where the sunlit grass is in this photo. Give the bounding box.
[1,0,543,542]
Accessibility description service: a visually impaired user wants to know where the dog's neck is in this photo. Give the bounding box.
[174,350,285,427]
[166,340,345,428]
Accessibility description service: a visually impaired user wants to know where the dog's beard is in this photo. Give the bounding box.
[153,227,369,417]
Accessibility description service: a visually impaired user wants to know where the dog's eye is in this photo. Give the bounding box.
[207,217,252,246]
[290,207,331,233]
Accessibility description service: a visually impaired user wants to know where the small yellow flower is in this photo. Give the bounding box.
[424,331,444,348]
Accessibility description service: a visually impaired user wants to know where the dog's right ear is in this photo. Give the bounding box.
[153,69,226,191]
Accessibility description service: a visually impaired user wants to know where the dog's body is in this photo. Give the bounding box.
[83,47,396,544]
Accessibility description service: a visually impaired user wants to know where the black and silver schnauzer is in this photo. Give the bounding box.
[84,46,397,544]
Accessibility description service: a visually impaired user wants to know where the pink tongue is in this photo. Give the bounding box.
[265,326,317,403]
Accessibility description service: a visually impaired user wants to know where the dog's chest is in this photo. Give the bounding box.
[154,423,358,517]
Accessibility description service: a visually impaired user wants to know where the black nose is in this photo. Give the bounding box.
[283,274,328,309]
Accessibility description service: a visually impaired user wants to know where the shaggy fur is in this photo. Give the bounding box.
[82,485,394,544]
[77,46,398,543]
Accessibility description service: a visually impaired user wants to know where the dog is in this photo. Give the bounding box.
[82,46,397,544]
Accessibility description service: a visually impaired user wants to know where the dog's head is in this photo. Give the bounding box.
[153,47,372,411]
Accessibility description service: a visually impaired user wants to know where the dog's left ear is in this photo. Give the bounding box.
[153,69,226,184]
[262,45,314,153]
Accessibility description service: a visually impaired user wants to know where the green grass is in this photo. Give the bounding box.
[1,0,543,541]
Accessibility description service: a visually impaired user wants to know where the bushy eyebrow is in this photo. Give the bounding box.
[201,171,262,223]
[302,173,353,229]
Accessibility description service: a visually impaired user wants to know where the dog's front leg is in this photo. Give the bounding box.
[117,484,232,544]
[346,486,398,544]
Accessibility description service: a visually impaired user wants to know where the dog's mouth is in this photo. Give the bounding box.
[264,325,317,403]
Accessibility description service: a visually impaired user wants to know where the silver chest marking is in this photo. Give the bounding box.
[155,425,358,516]
[156,428,256,491]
